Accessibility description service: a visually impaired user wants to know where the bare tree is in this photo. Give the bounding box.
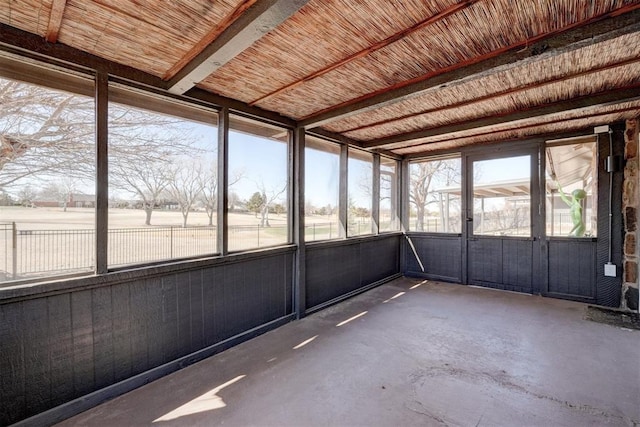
[197,160,243,227]
[0,77,206,226]
[257,182,287,227]
[17,185,37,207]
[168,160,204,228]
[58,178,78,212]
[107,101,205,225]
[0,80,95,189]
[111,157,172,226]
[410,160,460,231]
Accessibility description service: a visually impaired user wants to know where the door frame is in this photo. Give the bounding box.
[461,144,543,293]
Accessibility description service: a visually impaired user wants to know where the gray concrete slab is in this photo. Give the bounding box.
[57,278,640,427]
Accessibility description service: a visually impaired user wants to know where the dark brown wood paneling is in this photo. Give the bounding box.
[361,237,399,284]
[48,294,74,408]
[548,239,597,300]
[188,270,205,352]
[71,290,94,397]
[468,238,533,293]
[468,238,503,285]
[24,298,51,416]
[129,281,149,375]
[160,274,179,362]
[202,267,218,346]
[111,284,132,383]
[404,234,462,282]
[92,287,114,390]
[211,266,227,344]
[1,249,295,426]
[306,235,400,309]
[502,240,533,291]
[146,277,165,367]
[0,301,25,424]
[175,271,192,357]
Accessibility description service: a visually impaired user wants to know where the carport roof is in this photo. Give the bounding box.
[0,0,639,157]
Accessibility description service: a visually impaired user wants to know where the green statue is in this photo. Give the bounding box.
[556,181,587,237]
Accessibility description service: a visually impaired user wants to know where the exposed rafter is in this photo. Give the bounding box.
[167,0,310,95]
[298,6,640,129]
[45,0,67,43]
[401,104,640,158]
[365,85,640,149]
[248,0,480,107]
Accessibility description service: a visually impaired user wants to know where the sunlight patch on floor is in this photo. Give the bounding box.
[383,292,405,303]
[293,335,318,349]
[336,311,367,327]
[153,375,246,422]
[410,280,428,289]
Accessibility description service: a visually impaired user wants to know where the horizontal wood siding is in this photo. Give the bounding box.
[306,235,401,309]
[404,234,462,282]
[0,250,294,426]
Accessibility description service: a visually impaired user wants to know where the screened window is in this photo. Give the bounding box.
[305,137,340,241]
[108,86,218,267]
[348,149,373,236]
[409,157,461,233]
[472,155,531,237]
[0,75,95,283]
[228,115,290,251]
[545,138,597,237]
[379,157,399,232]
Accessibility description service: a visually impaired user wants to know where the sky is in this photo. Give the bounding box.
[0,72,533,210]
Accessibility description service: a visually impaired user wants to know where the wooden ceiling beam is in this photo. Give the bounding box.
[366,85,640,149]
[163,0,258,80]
[298,6,640,129]
[167,0,309,95]
[401,105,640,158]
[45,0,67,43]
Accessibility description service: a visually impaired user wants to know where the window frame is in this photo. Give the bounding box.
[407,155,463,235]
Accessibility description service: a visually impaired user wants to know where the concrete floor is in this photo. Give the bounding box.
[58,278,639,427]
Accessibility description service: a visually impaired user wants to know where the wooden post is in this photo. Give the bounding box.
[95,71,108,274]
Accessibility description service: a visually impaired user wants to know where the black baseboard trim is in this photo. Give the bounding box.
[13,314,295,427]
[404,271,461,283]
[305,273,403,315]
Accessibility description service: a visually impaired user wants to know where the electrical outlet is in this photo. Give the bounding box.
[604,263,617,277]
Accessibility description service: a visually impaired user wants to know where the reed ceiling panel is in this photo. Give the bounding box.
[324,32,640,135]
[343,62,640,141]
[198,0,456,105]
[0,0,53,36]
[56,0,246,78]
[200,0,637,120]
[391,100,640,154]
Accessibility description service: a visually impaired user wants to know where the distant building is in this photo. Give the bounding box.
[32,193,95,208]
[68,193,95,208]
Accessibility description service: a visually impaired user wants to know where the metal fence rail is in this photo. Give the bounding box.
[109,226,217,266]
[0,222,14,281]
[0,223,298,282]
[305,222,339,241]
[17,228,95,275]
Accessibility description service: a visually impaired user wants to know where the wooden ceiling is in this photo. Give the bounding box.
[1,0,639,157]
